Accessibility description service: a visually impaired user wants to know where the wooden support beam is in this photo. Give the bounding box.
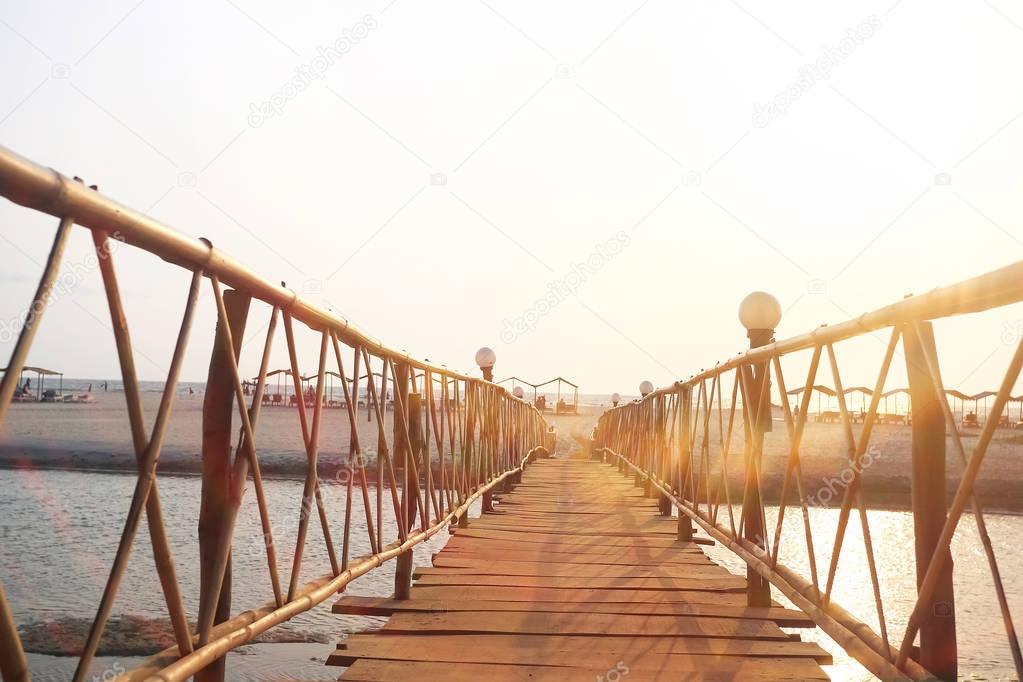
[905,321,957,680]
[741,363,771,608]
[197,289,250,682]
[393,361,413,599]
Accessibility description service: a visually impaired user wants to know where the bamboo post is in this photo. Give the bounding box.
[197,289,250,682]
[0,216,72,424]
[457,383,470,527]
[743,327,773,608]
[482,384,496,513]
[394,361,414,598]
[0,582,28,682]
[904,322,957,680]
[395,383,425,595]
[677,387,694,540]
[656,396,673,514]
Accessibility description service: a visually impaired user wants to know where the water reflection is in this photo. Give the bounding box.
[702,506,1022,681]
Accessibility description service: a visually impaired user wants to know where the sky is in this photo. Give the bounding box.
[1,0,1023,396]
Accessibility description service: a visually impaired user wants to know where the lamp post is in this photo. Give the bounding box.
[611,392,620,407]
[738,291,781,346]
[737,291,781,608]
[475,347,497,514]
[475,347,496,382]
[635,380,654,488]
[738,291,781,433]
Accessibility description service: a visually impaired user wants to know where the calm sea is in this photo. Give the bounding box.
[1,468,1020,681]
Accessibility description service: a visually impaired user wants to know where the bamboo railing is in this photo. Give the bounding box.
[594,262,1023,681]
[0,145,554,682]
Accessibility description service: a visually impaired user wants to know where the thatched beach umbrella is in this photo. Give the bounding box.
[786,384,837,415]
[882,388,909,418]
[534,377,579,414]
[843,386,873,415]
[969,391,997,423]
[945,389,971,420]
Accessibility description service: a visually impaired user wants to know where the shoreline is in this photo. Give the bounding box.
[3,448,1021,515]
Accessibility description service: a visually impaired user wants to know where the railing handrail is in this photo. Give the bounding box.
[598,446,929,681]
[120,447,547,682]
[594,260,1023,680]
[0,144,499,388]
[610,257,1023,403]
[0,144,556,682]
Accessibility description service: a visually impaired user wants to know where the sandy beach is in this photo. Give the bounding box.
[2,390,1022,681]
[0,389,597,476]
[2,390,1020,511]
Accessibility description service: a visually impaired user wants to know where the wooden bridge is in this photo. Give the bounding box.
[2,144,1023,682]
[330,456,830,681]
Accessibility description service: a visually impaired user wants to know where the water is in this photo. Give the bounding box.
[0,468,468,681]
[3,468,1022,680]
[699,505,1023,681]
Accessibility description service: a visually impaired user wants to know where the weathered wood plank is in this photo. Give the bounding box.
[467,521,680,537]
[404,584,761,606]
[431,552,712,568]
[432,553,713,568]
[412,573,746,591]
[329,458,826,681]
[442,537,707,556]
[332,595,814,627]
[414,564,726,579]
[341,658,830,681]
[380,611,789,639]
[450,528,707,547]
[330,634,833,665]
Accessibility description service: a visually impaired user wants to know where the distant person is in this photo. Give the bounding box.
[189,386,194,395]
[88,383,92,392]
[24,377,30,391]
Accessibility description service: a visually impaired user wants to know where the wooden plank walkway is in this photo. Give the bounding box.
[331,458,830,681]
